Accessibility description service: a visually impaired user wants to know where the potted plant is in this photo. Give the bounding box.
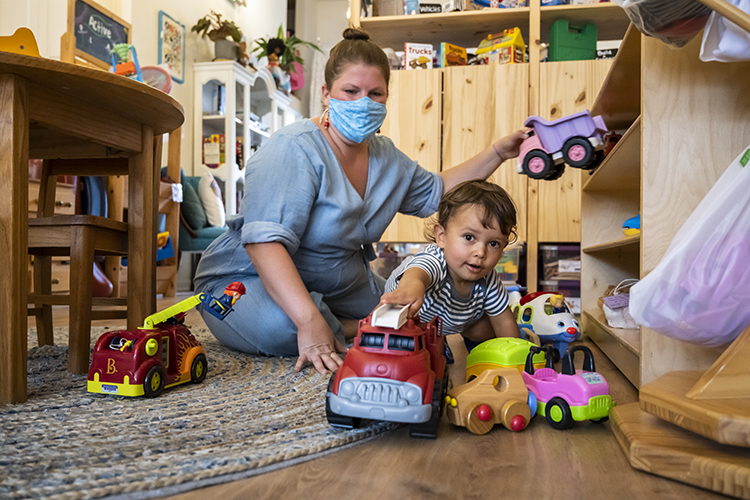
[253,25,323,81]
[192,11,244,62]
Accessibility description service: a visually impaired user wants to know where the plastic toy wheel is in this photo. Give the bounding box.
[143,365,166,398]
[325,377,361,429]
[191,354,208,383]
[591,416,609,424]
[547,162,566,180]
[545,397,574,430]
[466,404,495,435]
[527,391,538,418]
[562,137,595,168]
[522,150,555,180]
[586,150,605,171]
[409,372,447,439]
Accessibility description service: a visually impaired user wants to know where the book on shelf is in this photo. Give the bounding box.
[203,134,225,168]
[438,42,467,67]
[404,43,433,69]
[236,136,244,170]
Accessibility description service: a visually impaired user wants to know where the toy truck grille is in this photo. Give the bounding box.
[342,378,421,406]
[330,377,430,423]
[588,395,612,410]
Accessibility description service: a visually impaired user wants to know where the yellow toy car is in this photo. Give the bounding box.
[465,334,545,382]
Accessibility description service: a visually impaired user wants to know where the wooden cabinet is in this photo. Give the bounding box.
[442,64,529,243]
[193,61,304,216]
[350,0,630,291]
[379,68,441,241]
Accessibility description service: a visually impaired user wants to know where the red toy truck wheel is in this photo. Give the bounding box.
[522,150,555,180]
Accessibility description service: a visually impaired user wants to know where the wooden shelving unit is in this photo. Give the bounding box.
[580,18,750,497]
[350,0,629,292]
[355,3,628,50]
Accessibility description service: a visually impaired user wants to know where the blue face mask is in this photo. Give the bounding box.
[328,96,387,144]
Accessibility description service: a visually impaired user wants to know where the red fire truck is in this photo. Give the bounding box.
[326,304,448,438]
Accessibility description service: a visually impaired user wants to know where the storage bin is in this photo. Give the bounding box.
[495,243,521,284]
[549,19,598,61]
[540,244,580,281]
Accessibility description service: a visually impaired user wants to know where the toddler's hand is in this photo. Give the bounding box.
[380,284,424,319]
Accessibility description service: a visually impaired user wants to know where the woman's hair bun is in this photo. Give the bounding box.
[342,28,370,41]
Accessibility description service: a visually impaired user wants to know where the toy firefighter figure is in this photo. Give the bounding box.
[217,281,246,310]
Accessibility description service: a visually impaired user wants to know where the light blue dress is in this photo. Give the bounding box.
[194,119,442,356]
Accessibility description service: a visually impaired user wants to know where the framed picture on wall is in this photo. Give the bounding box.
[158,10,185,84]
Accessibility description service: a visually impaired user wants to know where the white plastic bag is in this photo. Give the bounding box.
[629,145,750,347]
[700,0,750,62]
[613,0,712,48]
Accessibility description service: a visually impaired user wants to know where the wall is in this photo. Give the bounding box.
[0,0,287,175]
[0,0,352,174]
[294,0,350,118]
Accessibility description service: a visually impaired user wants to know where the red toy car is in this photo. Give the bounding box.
[326,304,448,438]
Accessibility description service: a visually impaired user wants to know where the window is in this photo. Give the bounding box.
[521,307,533,323]
[388,335,415,352]
[360,333,385,348]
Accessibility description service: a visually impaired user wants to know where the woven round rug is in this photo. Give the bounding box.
[1,324,394,500]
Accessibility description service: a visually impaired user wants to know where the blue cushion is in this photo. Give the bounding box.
[181,180,208,230]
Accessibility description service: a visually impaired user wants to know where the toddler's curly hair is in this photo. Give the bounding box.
[425,179,518,245]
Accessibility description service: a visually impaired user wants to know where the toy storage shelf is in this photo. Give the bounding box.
[193,62,302,216]
[538,3,630,44]
[352,0,629,293]
[580,19,750,497]
[357,3,629,51]
[581,25,641,389]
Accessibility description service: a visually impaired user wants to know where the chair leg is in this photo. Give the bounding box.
[68,225,95,374]
[32,254,55,346]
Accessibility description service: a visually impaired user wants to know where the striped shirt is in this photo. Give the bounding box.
[384,244,509,336]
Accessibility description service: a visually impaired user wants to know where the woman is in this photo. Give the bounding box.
[194,28,527,374]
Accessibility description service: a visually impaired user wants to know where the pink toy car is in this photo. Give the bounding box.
[522,345,615,430]
[518,111,608,180]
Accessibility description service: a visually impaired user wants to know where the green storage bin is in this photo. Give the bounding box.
[549,19,597,62]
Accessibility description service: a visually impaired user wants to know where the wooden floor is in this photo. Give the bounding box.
[53,294,729,500]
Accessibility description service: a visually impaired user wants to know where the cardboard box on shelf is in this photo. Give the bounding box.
[374,0,404,16]
[419,1,443,13]
[475,28,526,65]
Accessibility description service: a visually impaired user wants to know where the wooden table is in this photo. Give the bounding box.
[0,52,184,403]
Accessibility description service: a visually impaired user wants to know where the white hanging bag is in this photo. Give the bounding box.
[629,145,750,347]
[700,0,750,62]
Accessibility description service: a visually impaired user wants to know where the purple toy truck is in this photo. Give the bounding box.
[518,111,608,180]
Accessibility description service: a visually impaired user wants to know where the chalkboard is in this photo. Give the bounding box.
[69,0,131,68]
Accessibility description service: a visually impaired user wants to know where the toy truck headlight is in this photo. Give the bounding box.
[145,338,158,356]
[340,380,355,396]
[405,388,421,404]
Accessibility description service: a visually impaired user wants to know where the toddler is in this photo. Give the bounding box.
[381,179,521,353]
